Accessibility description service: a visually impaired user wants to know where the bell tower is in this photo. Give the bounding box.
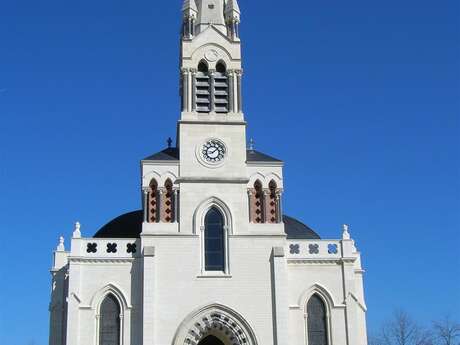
[178,0,246,179]
[180,0,243,121]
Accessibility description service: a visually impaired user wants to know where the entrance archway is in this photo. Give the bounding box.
[198,335,225,345]
[172,303,258,345]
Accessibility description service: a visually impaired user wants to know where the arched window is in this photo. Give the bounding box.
[99,294,121,345]
[148,179,158,223]
[162,179,174,223]
[251,180,264,223]
[196,61,211,113]
[267,180,278,223]
[214,62,229,113]
[307,294,329,345]
[204,207,225,271]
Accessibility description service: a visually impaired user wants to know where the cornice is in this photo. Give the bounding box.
[177,177,249,184]
[287,258,356,265]
[69,257,136,264]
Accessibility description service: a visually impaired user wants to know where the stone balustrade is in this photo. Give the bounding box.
[286,240,346,262]
[72,238,141,259]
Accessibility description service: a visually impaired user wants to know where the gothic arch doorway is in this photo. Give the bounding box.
[172,304,258,345]
[198,335,225,345]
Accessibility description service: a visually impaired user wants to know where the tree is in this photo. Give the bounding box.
[432,315,460,345]
[379,310,433,345]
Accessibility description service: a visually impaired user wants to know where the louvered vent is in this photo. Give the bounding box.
[214,63,229,113]
[196,61,211,113]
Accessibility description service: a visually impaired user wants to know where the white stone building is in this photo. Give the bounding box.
[48,1,369,345]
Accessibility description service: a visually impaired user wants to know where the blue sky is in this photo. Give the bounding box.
[0,0,459,344]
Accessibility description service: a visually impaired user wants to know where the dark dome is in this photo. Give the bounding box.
[283,215,320,240]
[94,211,320,239]
[94,211,143,238]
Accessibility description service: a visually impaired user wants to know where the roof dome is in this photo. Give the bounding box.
[94,211,320,240]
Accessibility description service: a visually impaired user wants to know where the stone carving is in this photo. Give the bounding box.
[289,244,300,255]
[87,243,98,254]
[204,49,219,62]
[309,244,319,255]
[107,243,118,254]
[328,244,338,254]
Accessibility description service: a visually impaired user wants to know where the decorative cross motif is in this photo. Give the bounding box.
[107,243,117,253]
[328,244,338,254]
[289,244,300,254]
[127,243,137,254]
[87,243,97,253]
[309,244,319,254]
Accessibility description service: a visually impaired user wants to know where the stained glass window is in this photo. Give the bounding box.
[307,294,328,345]
[99,294,120,345]
[205,207,225,271]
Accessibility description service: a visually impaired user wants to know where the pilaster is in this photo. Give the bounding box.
[143,246,156,345]
[271,247,288,345]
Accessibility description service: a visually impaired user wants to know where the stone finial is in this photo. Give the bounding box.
[73,222,81,238]
[167,137,173,148]
[342,224,351,240]
[57,236,65,251]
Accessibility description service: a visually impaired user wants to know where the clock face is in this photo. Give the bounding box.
[201,139,226,163]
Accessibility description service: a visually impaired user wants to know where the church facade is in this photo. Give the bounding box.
[48,1,368,345]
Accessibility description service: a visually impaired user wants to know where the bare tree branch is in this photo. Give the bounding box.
[378,310,433,345]
[432,315,460,345]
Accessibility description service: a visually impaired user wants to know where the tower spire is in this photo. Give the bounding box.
[196,0,226,34]
[182,0,198,39]
[224,0,241,40]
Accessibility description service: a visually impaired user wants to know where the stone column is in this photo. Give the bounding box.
[263,190,271,224]
[181,68,189,112]
[209,69,216,112]
[158,189,164,223]
[191,69,197,112]
[143,188,149,223]
[247,190,253,222]
[236,69,243,113]
[173,189,179,223]
[227,70,234,113]
[271,247,288,345]
[143,246,156,345]
[276,191,282,223]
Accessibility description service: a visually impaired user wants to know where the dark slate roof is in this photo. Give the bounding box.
[246,149,282,163]
[143,148,179,161]
[94,211,320,239]
[143,147,281,163]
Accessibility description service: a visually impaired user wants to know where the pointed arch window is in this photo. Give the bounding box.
[250,180,264,223]
[162,179,174,223]
[214,62,229,113]
[267,180,279,223]
[204,207,225,271]
[196,61,211,113]
[148,179,159,223]
[99,294,121,345]
[307,294,329,345]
